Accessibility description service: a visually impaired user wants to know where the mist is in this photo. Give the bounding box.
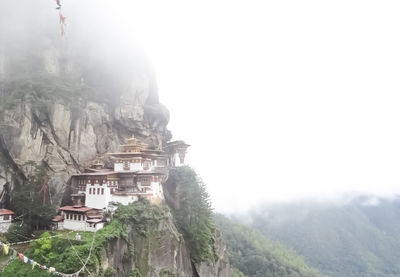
[2,0,400,213]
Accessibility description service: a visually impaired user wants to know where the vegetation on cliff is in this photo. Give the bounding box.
[7,162,57,233]
[215,214,325,277]
[0,77,88,120]
[1,199,168,276]
[165,166,216,264]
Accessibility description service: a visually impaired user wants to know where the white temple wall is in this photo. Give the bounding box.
[130,162,143,172]
[111,195,138,205]
[173,153,183,167]
[63,219,87,231]
[85,184,111,209]
[91,222,104,231]
[114,163,124,171]
[63,219,100,232]
[151,181,163,198]
[54,221,64,230]
[0,222,11,233]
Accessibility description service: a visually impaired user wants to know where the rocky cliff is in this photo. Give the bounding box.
[0,2,231,276]
[0,13,170,206]
[101,210,229,277]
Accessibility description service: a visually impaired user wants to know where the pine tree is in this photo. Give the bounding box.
[166,166,215,263]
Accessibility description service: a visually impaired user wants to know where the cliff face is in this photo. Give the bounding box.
[101,215,194,277]
[0,95,169,205]
[0,0,171,206]
[100,210,229,277]
[0,33,170,207]
[0,3,231,276]
[195,230,230,277]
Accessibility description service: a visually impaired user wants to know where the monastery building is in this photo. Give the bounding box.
[55,137,189,232]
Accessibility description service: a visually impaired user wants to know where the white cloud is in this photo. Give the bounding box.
[115,0,400,212]
[9,0,400,212]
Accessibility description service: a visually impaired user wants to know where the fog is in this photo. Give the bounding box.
[2,1,400,212]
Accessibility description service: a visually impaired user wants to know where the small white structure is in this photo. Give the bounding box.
[59,206,104,232]
[0,209,14,233]
[165,141,190,167]
[52,215,64,230]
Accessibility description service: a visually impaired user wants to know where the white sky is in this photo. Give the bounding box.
[82,1,400,211]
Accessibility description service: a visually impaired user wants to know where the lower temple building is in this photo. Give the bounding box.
[55,136,189,232]
[0,209,14,233]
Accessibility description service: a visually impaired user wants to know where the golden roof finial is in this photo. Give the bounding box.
[126,135,137,144]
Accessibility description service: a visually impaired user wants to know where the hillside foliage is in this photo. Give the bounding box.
[1,199,167,276]
[239,198,400,277]
[215,214,325,277]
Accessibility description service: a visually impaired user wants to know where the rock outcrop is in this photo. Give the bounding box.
[99,210,229,277]
[0,3,231,276]
[101,215,195,277]
[0,33,170,207]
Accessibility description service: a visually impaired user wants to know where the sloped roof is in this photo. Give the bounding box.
[59,206,94,213]
[0,209,14,215]
[52,215,64,222]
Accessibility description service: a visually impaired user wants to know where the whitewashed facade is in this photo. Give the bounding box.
[165,141,190,167]
[60,136,190,232]
[59,206,103,232]
[0,209,14,233]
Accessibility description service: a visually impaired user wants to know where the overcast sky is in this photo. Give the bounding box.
[8,0,400,212]
[122,0,400,212]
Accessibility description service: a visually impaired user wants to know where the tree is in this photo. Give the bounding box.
[10,162,56,232]
[165,166,215,263]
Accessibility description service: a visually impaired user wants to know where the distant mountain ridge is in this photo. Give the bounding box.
[231,195,400,277]
[215,214,325,277]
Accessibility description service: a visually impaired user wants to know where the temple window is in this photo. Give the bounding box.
[101,188,104,195]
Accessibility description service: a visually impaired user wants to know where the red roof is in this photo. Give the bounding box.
[52,215,64,222]
[0,209,14,216]
[59,206,94,213]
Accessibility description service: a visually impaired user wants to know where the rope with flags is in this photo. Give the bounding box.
[55,0,67,36]
[4,233,65,246]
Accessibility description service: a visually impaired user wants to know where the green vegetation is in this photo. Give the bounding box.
[240,198,400,277]
[8,161,57,233]
[231,267,247,277]
[5,224,33,243]
[0,77,88,117]
[215,214,325,277]
[1,199,167,277]
[166,166,215,264]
